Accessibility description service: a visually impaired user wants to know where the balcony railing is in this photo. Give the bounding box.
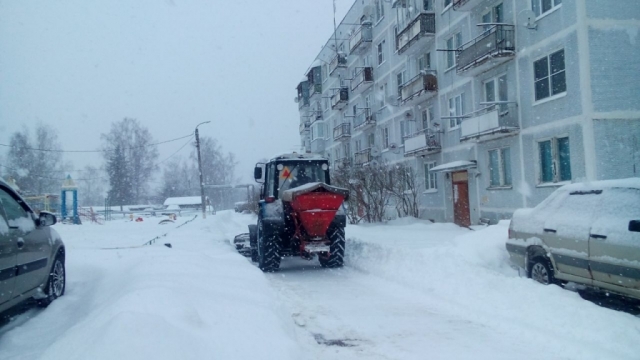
[354,148,372,166]
[400,72,437,105]
[349,23,373,53]
[396,13,435,54]
[299,120,311,133]
[329,54,347,76]
[331,87,349,110]
[353,108,376,131]
[457,25,515,74]
[452,0,473,11]
[333,123,351,141]
[350,67,374,93]
[404,129,441,156]
[460,103,519,142]
[308,83,322,97]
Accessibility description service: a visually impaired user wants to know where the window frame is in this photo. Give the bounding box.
[532,0,562,19]
[487,147,512,189]
[448,93,465,130]
[424,162,438,192]
[445,32,461,70]
[382,127,390,149]
[537,136,571,185]
[483,73,509,114]
[533,49,566,103]
[377,40,386,66]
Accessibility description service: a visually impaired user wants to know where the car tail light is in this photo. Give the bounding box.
[265,196,276,203]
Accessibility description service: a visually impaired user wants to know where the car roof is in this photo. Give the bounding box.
[559,178,640,192]
[270,152,327,162]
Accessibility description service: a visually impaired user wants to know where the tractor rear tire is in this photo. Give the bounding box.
[319,226,345,268]
[258,222,281,272]
[248,225,258,263]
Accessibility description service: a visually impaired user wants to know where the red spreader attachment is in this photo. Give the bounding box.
[281,182,349,238]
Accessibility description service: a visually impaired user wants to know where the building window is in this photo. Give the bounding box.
[382,127,389,149]
[538,137,571,184]
[425,162,437,190]
[367,133,375,148]
[532,0,561,17]
[534,49,566,101]
[418,53,431,71]
[446,32,462,69]
[375,0,385,21]
[377,40,386,65]
[355,139,361,152]
[448,93,465,129]
[484,74,508,113]
[444,0,452,9]
[481,3,503,32]
[379,83,387,108]
[396,71,405,98]
[488,148,512,187]
[421,106,434,130]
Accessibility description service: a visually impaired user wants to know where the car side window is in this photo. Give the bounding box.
[0,187,30,227]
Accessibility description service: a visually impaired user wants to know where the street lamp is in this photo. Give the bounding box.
[195,121,211,219]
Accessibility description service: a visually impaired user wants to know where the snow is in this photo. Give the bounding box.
[163,196,203,206]
[1,212,639,360]
[263,199,283,220]
[429,160,476,172]
[7,216,36,233]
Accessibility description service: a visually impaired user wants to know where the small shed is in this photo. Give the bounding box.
[163,196,208,210]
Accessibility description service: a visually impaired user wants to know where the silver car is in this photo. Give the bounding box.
[0,179,66,315]
[506,178,640,301]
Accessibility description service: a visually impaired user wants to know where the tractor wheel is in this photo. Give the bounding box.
[319,226,345,268]
[248,224,258,263]
[258,222,281,272]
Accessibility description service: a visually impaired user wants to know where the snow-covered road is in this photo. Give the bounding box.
[0,211,638,360]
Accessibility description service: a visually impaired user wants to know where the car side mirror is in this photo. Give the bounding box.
[629,220,640,233]
[39,211,57,227]
[254,163,265,183]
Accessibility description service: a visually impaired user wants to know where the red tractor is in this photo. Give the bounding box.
[247,153,348,272]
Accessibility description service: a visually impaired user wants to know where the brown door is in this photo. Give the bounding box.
[452,171,471,227]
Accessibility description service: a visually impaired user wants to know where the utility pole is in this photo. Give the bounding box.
[195,121,211,219]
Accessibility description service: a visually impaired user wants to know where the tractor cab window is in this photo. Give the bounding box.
[278,162,328,193]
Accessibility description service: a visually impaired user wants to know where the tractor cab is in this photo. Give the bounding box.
[254,153,330,201]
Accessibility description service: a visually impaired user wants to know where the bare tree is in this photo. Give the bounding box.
[6,124,63,195]
[388,164,421,218]
[193,136,238,210]
[101,118,159,204]
[77,165,107,207]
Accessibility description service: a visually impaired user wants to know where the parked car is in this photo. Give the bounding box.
[0,179,66,316]
[506,178,640,301]
[234,201,250,213]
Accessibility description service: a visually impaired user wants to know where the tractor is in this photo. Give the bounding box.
[247,153,348,272]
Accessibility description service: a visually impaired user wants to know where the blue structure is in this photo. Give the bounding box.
[61,175,80,224]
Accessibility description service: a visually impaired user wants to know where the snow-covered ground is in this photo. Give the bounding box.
[0,211,638,360]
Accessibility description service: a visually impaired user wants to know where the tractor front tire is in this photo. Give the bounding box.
[319,226,345,268]
[258,223,281,272]
[248,225,258,263]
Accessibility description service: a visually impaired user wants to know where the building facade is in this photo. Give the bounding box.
[295,0,640,226]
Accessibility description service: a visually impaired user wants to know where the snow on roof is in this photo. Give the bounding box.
[165,204,181,210]
[430,160,476,173]
[270,152,326,161]
[310,59,323,68]
[164,196,204,206]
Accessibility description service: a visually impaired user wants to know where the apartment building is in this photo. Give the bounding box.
[295,0,640,226]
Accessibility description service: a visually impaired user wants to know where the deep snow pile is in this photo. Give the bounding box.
[344,218,640,359]
[0,211,300,360]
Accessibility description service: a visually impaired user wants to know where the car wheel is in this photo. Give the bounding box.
[529,258,553,285]
[38,254,66,307]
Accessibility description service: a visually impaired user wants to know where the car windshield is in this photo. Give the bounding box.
[2,1,639,359]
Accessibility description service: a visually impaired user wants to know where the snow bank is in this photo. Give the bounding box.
[0,211,300,360]
[344,219,640,360]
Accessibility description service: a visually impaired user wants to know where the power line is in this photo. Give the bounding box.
[157,136,195,166]
[0,164,107,181]
[0,133,194,153]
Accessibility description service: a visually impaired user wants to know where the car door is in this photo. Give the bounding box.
[0,197,18,305]
[0,186,52,297]
[588,187,640,295]
[542,190,602,281]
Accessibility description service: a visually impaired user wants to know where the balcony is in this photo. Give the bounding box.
[457,25,515,76]
[400,72,438,106]
[452,0,474,11]
[333,123,351,141]
[331,87,349,110]
[349,23,372,54]
[354,148,372,166]
[299,120,311,133]
[296,81,310,110]
[329,54,347,76]
[308,83,322,98]
[404,129,442,157]
[350,67,374,94]
[396,13,436,55]
[353,108,376,131]
[460,103,519,142]
[334,157,352,169]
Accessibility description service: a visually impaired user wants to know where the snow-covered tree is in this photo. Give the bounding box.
[101,118,158,205]
[77,165,107,207]
[6,124,64,195]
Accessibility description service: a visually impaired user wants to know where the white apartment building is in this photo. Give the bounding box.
[295,0,640,226]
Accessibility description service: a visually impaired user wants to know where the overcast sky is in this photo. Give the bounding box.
[0,0,352,184]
